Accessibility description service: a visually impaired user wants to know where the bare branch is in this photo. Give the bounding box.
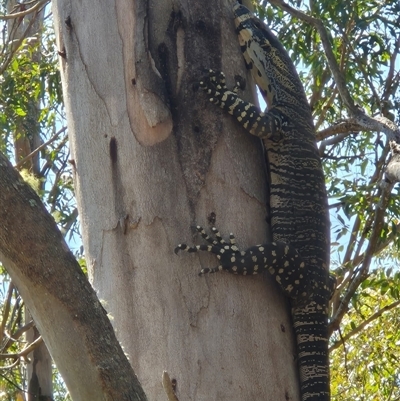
[3,320,35,352]
[0,282,14,346]
[0,151,148,399]
[0,335,43,361]
[319,133,351,154]
[331,143,390,320]
[334,218,399,299]
[0,0,48,20]
[0,358,19,370]
[39,133,69,178]
[15,127,67,169]
[317,121,365,142]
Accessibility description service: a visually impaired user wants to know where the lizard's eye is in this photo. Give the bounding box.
[263,44,272,53]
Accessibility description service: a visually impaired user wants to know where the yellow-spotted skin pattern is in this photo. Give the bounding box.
[176,3,336,401]
[175,226,311,299]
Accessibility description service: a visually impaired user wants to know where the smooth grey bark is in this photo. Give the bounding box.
[52,0,300,400]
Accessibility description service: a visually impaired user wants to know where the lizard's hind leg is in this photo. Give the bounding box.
[175,226,240,275]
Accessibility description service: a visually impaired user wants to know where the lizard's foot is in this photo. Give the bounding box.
[199,69,241,107]
[175,225,243,275]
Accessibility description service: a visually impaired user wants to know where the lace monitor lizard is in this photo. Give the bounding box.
[175,3,336,400]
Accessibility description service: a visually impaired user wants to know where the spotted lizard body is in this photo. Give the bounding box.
[175,3,335,400]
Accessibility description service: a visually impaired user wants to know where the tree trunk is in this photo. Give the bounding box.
[25,313,52,401]
[52,0,300,400]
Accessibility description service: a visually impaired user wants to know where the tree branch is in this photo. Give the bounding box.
[0,282,14,346]
[316,121,363,141]
[0,0,48,20]
[0,335,43,361]
[14,127,67,169]
[0,151,148,400]
[329,300,400,352]
[314,86,338,130]
[0,14,37,75]
[3,320,35,353]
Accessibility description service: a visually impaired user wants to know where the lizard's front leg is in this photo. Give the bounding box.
[199,69,285,140]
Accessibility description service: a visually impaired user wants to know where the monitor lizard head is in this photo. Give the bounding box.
[233,3,308,111]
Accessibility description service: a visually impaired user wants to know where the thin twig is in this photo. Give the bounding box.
[0,282,14,346]
[0,14,37,75]
[60,207,79,238]
[15,127,67,169]
[0,0,48,20]
[309,68,331,112]
[319,133,352,153]
[329,300,400,352]
[39,134,69,177]
[3,320,35,352]
[0,335,43,361]
[0,372,26,392]
[0,358,19,370]
[314,86,338,130]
